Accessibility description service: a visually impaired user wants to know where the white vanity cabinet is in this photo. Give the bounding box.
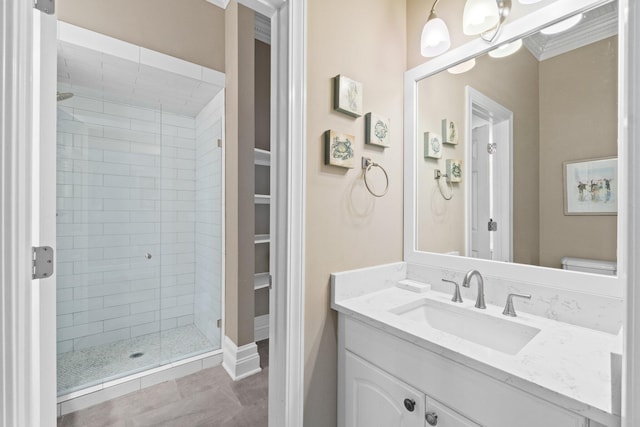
[344,350,480,427]
[344,351,425,427]
[338,315,591,427]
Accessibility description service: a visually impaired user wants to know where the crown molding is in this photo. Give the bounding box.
[255,12,271,44]
[524,1,617,61]
[205,0,231,10]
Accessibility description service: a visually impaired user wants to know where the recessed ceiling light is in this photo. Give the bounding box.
[540,14,583,35]
[448,58,477,74]
[488,39,523,58]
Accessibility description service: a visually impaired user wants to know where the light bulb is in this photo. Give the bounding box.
[540,14,582,35]
[448,58,476,74]
[488,39,523,58]
[463,0,500,35]
[421,16,451,57]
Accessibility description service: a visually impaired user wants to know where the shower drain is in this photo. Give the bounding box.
[129,352,144,359]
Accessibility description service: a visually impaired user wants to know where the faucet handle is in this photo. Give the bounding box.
[502,293,531,317]
[441,279,463,303]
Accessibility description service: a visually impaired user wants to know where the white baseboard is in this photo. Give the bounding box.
[222,335,262,381]
[254,314,270,342]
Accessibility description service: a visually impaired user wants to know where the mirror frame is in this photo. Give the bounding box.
[404,0,626,299]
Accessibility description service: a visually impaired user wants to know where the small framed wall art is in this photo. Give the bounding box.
[324,130,355,169]
[424,132,442,159]
[365,113,390,148]
[333,75,363,118]
[563,156,617,215]
[442,119,459,145]
[446,159,463,183]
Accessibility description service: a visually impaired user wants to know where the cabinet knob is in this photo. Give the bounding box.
[403,398,416,412]
[426,411,438,425]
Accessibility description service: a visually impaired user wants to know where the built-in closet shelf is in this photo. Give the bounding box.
[254,148,271,166]
[255,234,270,244]
[255,194,271,205]
[254,272,270,290]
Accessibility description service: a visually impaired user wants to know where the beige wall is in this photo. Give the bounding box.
[57,0,226,71]
[538,37,618,268]
[224,2,255,347]
[416,49,541,265]
[304,0,406,424]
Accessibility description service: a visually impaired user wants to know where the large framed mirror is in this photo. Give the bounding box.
[404,0,626,298]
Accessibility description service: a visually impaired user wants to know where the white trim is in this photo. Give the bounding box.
[1,2,39,425]
[255,11,271,45]
[264,1,307,426]
[222,336,262,381]
[255,314,270,342]
[622,0,640,424]
[32,9,58,426]
[404,0,625,299]
[57,350,223,415]
[238,0,285,18]
[205,0,232,9]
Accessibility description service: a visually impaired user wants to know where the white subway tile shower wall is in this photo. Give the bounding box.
[56,88,220,357]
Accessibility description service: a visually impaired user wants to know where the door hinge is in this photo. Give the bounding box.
[269,274,273,290]
[34,0,55,14]
[32,246,54,279]
[487,143,497,154]
[217,139,222,148]
[488,219,498,232]
[217,319,222,328]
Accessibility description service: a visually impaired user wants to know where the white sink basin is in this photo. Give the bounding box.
[390,298,541,355]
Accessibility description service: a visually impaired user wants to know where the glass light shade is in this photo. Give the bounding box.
[463,0,500,35]
[421,17,451,57]
[488,39,523,58]
[540,14,582,35]
[447,58,476,74]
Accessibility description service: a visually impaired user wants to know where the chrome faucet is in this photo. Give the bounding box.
[462,270,486,309]
[502,293,531,317]
[441,279,463,303]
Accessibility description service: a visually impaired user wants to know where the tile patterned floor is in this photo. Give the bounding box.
[57,340,269,427]
[58,325,217,395]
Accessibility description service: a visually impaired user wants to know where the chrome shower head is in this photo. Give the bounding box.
[57,92,74,102]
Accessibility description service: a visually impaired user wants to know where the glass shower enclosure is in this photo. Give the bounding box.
[56,36,224,396]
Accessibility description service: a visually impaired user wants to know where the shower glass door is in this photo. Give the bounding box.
[56,83,164,395]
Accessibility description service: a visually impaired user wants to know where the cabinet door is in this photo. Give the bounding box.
[425,396,481,427]
[345,352,424,427]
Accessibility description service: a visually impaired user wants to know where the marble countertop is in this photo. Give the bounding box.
[332,281,622,426]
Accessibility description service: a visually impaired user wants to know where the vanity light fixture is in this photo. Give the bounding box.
[488,38,523,58]
[447,58,476,74]
[421,0,451,57]
[463,0,511,42]
[540,14,583,35]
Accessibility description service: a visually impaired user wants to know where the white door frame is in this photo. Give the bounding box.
[465,86,513,263]
[622,0,640,425]
[1,1,306,427]
[1,3,53,426]
[235,0,307,426]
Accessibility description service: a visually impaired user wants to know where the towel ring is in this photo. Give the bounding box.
[434,169,453,200]
[362,157,389,198]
